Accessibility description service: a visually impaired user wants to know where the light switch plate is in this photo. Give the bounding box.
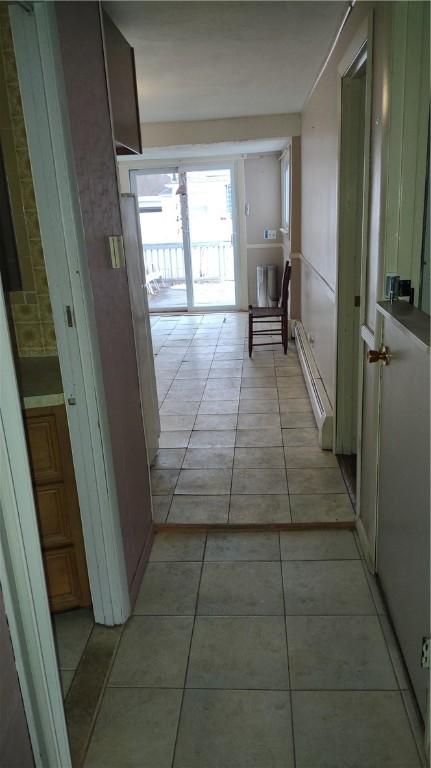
[264,229,277,240]
[108,235,125,268]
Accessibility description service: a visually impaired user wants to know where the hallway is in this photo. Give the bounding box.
[150,312,354,525]
[84,529,423,767]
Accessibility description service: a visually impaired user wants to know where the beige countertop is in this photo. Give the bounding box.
[16,356,65,410]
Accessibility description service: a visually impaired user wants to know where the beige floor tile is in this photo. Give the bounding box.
[175,468,232,495]
[290,493,354,522]
[237,413,281,429]
[292,691,421,768]
[198,562,284,615]
[134,562,201,615]
[53,609,94,670]
[159,431,191,449]
[282,560,375,615]
[233,446,285,469]
[160,414,196,431]
[152,449,185,470]
[240,386,278,399]
[168,495,229,524]
[84,688,182,768]
[284,446,338,468]
[281,412,316,428]
[282,427,319,447]
[109,616,193,687]
[280,530,359,560]
[197,400,239,415]
[160,400,200,415]
[151,495,172,522]
[232,468,287,494]
[173,690,294,768]
[287,468,346,494]
[150,469,179,495]
[205,531,280,561]
[287,615,397,690]
[182,447,234,469]
[186,616,289,689]
[230,494,291,523]
[188,430,236,448]
[241,376,277,388]
[204,376,241,390]
[194,414,238,430]
[279,398,313,413]
[236,427,283,447]
[238,399,279,414]
[150,531,206,561]
[277,381,308,398]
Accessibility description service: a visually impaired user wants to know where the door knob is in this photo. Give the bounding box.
[367,345,391,365]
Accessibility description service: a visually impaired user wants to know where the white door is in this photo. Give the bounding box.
[376,309,430,718]
[121,194,160,465]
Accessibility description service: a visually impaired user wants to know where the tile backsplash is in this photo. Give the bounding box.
[0,4,57,357]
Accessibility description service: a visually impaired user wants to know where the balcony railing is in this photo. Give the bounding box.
[143,241,234,285]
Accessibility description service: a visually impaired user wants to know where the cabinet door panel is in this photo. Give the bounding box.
[36,484,71,547]
[26,414,63,483]
[44,548,82,612]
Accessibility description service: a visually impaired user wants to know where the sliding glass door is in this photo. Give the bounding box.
[131,164,238,312]
[131,170,187,310]
[183,167,236,308]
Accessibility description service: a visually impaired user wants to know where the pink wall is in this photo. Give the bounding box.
[0,590,33,767]
[55,2,153,601]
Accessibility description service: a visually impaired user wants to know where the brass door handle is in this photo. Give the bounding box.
[367,345,391,365]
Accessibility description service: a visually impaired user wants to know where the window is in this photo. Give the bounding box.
[280,145,291,237]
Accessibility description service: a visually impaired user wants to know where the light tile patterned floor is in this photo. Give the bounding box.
[150,312,354,525]
[53,608,94,698]
[84,530,424,768]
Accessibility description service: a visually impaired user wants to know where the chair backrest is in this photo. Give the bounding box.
[279,262,292,309]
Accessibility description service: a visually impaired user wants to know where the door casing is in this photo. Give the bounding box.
[11,4,130,625]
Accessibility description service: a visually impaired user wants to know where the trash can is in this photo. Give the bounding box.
[257,265,278,307]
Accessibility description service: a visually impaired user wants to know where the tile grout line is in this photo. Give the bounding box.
[169,525,208,766]
[280,525,297,768]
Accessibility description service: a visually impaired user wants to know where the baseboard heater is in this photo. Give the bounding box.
[294,321,334,449]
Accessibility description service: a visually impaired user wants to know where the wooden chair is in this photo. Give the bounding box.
[248,262,291,357]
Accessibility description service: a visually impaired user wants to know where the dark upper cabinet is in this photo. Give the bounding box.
[103,11,142,155]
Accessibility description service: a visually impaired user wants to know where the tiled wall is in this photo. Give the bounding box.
[0,4,57,357]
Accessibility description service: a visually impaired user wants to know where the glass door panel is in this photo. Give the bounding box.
[132,171,187,310]
[184,168,236,308]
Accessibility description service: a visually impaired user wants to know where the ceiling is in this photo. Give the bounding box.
[116,137,288,162]
[104,1,348,124]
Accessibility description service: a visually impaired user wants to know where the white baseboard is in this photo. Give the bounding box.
[294,321,334,449]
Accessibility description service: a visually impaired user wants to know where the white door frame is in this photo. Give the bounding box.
[0,285,71,767]
[10,3,130,625]
[129,158,246,311]
[333,14,373,515]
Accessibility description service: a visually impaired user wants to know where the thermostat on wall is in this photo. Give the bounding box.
[264,229,277,240]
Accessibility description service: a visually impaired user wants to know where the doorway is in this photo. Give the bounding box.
[335,44,368,506]
[130,164,239,311]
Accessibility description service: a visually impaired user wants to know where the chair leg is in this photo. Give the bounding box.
[282,315,288,354]
[248,314,253,357]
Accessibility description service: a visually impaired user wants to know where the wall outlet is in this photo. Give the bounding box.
[264,229,277,240]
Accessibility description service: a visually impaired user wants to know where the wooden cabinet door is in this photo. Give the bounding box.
[25,405,91,612]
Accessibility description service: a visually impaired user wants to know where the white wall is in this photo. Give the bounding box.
[244,154,282,304]
[300,3,370,406]
[140,113,300,148]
